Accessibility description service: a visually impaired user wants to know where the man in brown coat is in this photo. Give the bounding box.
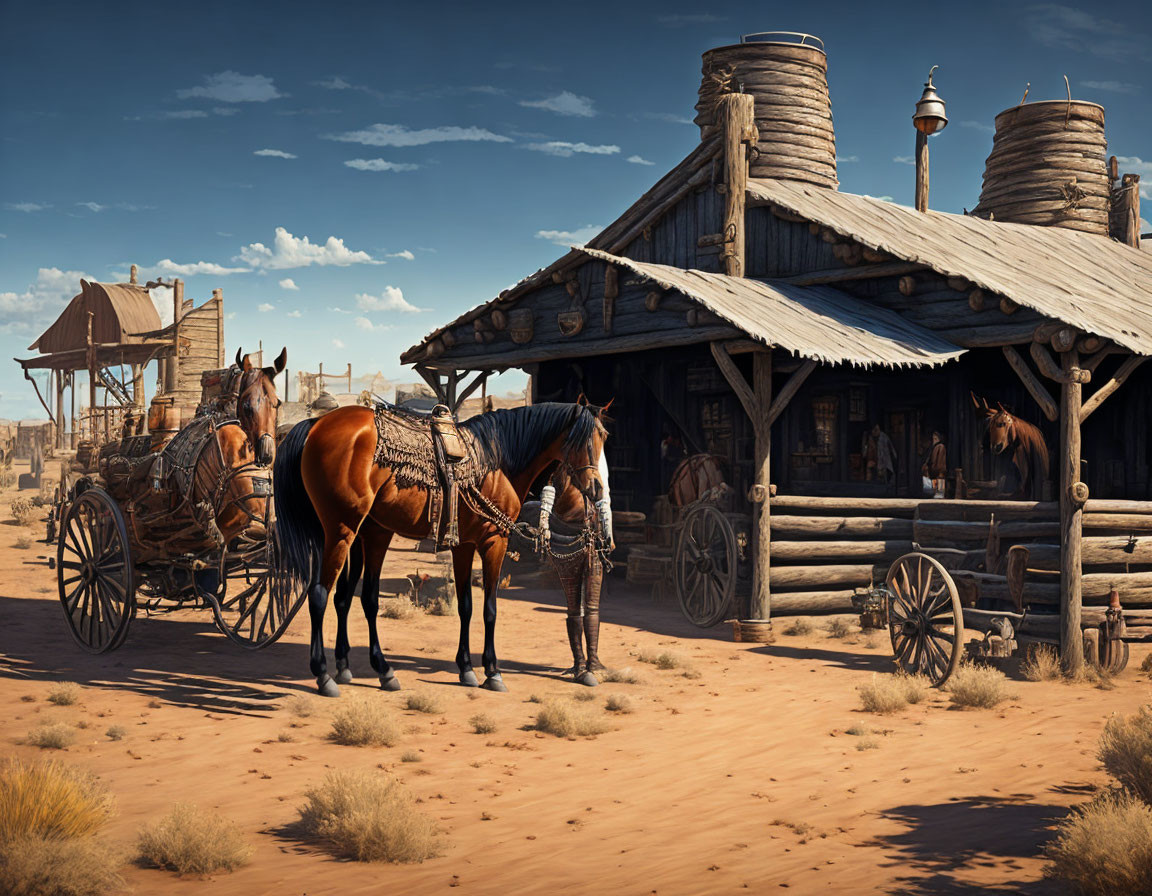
[922,430,947,498]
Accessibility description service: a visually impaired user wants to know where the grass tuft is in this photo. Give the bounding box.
[1098,707,1152,805]
[947,664,1015,709]
[25,724,77,751]
[855,738,880,751]
[1022,644,1063,682]
[782,618,813,636]
[825,617,855,639]
[404,691,443,715]
[46,683,80,707]
[1045,791,1152,896]
[137,803,251,876]
[330,699,400,747]
[0,836,124,896]
[104,727,125,742]
[0,758,114,842]
[1140,653,1152,674]
[600,667,642,685]
[857,673,929,714]
[298,769,439,863]
[380,598,418,620]
[572,689,597,702]
[605,695,633,714]
[468,714,497,735]
[285,694,318,718]
[534,702,612,738]
[635,649,685,670]
[400,750,421,763]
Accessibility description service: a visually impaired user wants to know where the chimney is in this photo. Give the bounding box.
[694,32,837,188]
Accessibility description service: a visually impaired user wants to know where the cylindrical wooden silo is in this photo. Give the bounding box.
[695,33,837,188]
[972,101,1109,234]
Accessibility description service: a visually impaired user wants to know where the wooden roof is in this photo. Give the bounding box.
[29,280,162,355]
[746,179,1152,354]
[579,248,964,368]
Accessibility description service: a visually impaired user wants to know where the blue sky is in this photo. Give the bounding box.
[1,0,1149,419]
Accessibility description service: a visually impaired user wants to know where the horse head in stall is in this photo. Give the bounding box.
[971,392,1051,499]
[235,347,287,467]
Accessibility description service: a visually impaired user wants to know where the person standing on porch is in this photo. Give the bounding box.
[922,430,947,498]
[874,423,897,486]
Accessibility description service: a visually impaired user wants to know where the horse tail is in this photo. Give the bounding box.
[273,418,322,587]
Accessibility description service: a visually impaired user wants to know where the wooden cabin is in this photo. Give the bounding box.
[402,33,1152,671]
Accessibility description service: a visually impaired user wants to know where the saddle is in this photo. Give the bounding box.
[372,402,475,549]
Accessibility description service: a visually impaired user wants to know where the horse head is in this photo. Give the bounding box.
[971,392,1015,456]
[235,346,287,466]
[555,395,613,547]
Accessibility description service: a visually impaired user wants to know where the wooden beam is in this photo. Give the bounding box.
[709,342,756,422]
[767,359,817,426]
[750,349,772,622]
[1060,349,1085,674]
[414,364,449,405]
[717,93,755,278]
[1001,345,1058,421]
[1030,341,1090,385]
[1080,355,1148,423]
[454,370,490,411]
[779,261,927,287]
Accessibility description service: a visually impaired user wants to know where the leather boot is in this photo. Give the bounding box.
[565,615,586,677]
[584,612,605,672]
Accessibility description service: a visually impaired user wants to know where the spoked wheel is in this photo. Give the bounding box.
[886,552,963,686]
[205,528,305,649]
[57,488,136,653]
[674,503,737,627]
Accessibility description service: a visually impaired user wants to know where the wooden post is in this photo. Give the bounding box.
[717,93,756,278]
[86,309,96,443]
[750,349,772,622]
[54,370,65,449]
[1060,349,1085,673]
[129,263,138,285]
[166,279,184,393]
[915,130,929,212]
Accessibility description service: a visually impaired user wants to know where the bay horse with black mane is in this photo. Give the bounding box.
[273,399,611,696]
[972,393,1050,499]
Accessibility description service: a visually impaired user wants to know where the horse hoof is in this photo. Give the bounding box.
[460,670,479,688]
[379,672,401,692]
[316,675,341,698]
[576,671,599,687]
[334,667,354,685]
[481,674,507,693]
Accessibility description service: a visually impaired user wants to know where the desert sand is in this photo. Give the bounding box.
[1,464,1148,895]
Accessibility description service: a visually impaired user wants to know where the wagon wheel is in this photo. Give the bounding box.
[57,488,136,653]
[206,527,305,649]
[674,503,737,627]
[885,552,963,686]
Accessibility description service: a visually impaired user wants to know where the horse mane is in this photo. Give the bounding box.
[461,403,600,476]
[1011,415,1050,473]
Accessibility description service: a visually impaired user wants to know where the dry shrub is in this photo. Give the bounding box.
[0,759,114,842]
[26,724,77,751]
[400,750,421,763]
[298,770,438,863]
[285,694,318,718]
[857,673,928,714]
[404,691,442,715]
[0,469,15,490]
[137,803,250,876]
[783,618,813,636]
[855,738,880,751]
[605,695,633,714]
[277,731,296,743]
[1022,644,1062,682]
[469,714,497,734]
[844,724,869,736]
[600,667,642,685]
[11,498,36,526]
[380,597,418,620]
[14,534,32,550]
[635,650,685,670]
[1046,792,1152,896]
[427,597,456,617]
[947,664,1015,709]
[572,689,596,702]
[1098,707,1152,805]
[330,699,399,747]
[1140,653,1152,674]
[825,617,855,639]
[0,836,124,896]
[104,727,125,742]
[535,702,611,738]
[47,684,80,707]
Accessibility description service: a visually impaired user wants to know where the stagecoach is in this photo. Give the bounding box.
[52,354,304,654]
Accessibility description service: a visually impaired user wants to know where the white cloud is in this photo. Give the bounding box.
[5,202,50,212]
[354,316,394,332]
[148,259,249,276]
[324,123,512,147]
[893,155,915,165]
[279,278,299,290]
[0,268,86,320]
[526,141,619,158]
[1080,80,1140,94]
[355,287,427,313]
[627,155,655,166]
[254,148,297,159]
[160,109,208,119]
[960,120,995,133]
[643,111,694,125]
[327,306,352,314]
[836,155,859,163]
[177,71,283,103]
[344,158,420,172]
[314,76,353,90]
[519,91,596,117]
[386,250,415,260]
[863,194,895,203]
[332,338,345,349]
[237,227,380,270]
[1027,5,1149,60]
[213,107,240,117]
[287,310,302,318]
[1116,156,1152,177]
[76,202,106,212]
[258,302,275,312]
[225,311,236,320]
[535,225,602,247]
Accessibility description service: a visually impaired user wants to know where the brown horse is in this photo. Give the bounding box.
[972,393,1050,499]
[273,400,610,696]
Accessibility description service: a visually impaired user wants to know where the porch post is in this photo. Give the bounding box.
[750,348,772,622]
[54,369,65,449]
[1060,349,1085,673]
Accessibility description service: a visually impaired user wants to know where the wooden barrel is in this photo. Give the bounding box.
[972,100,1109,235]
[694,34,837,188]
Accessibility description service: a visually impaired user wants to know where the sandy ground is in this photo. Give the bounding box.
[2,460,1149,895]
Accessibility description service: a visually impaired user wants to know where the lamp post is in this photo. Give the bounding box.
[913,66,948,212]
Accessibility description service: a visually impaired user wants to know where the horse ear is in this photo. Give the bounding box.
[264,347,287,378]
[601,397,614,413]
[235,347,244,368]
[576,393,588,407]
[997,401,1008,413]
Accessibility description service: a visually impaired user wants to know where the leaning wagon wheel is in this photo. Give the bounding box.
[206,527,305,649]
[885,552,963,686]
[57,488,136,653]
[674,503,737,627]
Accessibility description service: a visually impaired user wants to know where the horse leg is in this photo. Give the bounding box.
[479,537,509,692]
[310,528,358,697]
[333,540,364,685]
[452,544,479,687]
[359,526,399,690]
